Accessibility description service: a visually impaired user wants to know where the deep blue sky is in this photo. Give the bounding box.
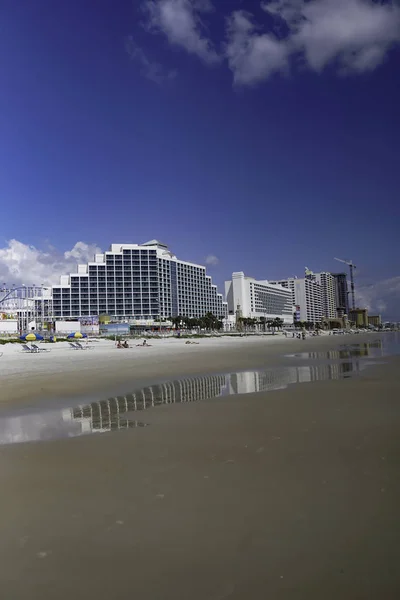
[1,0,399,311]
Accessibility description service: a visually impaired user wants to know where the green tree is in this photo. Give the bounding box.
[273,318,284,330]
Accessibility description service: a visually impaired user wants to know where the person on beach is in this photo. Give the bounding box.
[116,340,122,349]
[123,340,129,348]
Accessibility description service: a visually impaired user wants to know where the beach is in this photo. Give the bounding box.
[1,333,399,598]
[0,332,391,406]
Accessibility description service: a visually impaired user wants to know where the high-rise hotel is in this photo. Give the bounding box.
[52,240,227,321]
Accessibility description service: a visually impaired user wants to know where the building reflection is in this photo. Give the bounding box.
[71,373,228,432]
[226,361,361,395]
[0,363,365,445]
[297,340,383,361]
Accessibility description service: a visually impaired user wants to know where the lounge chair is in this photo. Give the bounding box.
[31,343,50,352]
[69,342,81,350]
[76,341,91,349]
[22,344,37,353]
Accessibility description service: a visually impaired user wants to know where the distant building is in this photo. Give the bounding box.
[368,315,382,327]
[225,272,293,324]
[52,240,227,322]
[294,269,340,320]
[269,275,323,324]
[349,308,369,327]
[314,272,336,318]
[269,278,296,306]
[332,272,349,315]
[292,277,323,323]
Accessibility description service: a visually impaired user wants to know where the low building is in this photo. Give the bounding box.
[0,318,18,334]
[225,272,293,324]
[368,315,382,327]
[349,308,368,327]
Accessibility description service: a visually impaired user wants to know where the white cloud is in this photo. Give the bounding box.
[263,0,400,74]
[0,240,101,288]
[205,254,219,266]
[225,10,289,85]
[125,36,177,83]
[143,0,221,64]
[139,1,400,85]
[356,276,400,321]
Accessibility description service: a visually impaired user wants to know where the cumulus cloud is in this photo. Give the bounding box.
[142,0,221,64]
[205,254,219,266]
[356,276,400,321]
[138,0,400,85]
[225,10,289,85]
[0,240,101,288]
[125,36,177,83]
[262,0,400,74]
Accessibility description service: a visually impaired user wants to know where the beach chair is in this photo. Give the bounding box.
[69,342,80,350]
[31,343,50,352]
[22,344,36,353]
[75,341,91,349]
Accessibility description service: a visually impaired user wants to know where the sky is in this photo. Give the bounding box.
[0,0,399,319]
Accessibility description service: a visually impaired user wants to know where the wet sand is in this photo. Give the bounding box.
[1,336,400,598]
[0,332,387,407]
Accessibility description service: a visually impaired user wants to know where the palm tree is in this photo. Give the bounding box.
[170,315,182,330]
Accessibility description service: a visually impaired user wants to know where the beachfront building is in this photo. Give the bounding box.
[52,240,227,323]
[314,271,337,319]
[292,277,323,323]
[349,308,369,328]
[270,275,323,324]
[368,315,382,327]
[225,272,293,325]
[333,272,349,316]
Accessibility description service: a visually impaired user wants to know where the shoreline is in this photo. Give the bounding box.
[0,332,392,409]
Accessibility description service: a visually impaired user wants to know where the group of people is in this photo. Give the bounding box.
[116,338,154,348]
[287,331,307,340]
[116,340,130,349]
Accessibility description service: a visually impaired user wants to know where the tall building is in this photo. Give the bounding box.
[314,272,337,318]
[269,276,323,324]
[332,272,349,315]
[52,240,227,321]
[269,278,296,306]
[225,272,293,324]
[292,277,323,323]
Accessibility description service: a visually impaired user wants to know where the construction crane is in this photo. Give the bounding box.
[334,257,356,311]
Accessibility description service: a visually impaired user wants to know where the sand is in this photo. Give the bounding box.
[0,332,387,406]
[1,333,399,598]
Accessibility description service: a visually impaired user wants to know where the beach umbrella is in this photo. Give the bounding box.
[49,335,57,343]
[67,332,87,339]
[20,333,44,342]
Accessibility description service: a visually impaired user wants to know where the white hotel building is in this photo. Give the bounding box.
[52,240,227,321]
[315,272,337,319]
[225,272,294,324]
[270,270,335,324]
